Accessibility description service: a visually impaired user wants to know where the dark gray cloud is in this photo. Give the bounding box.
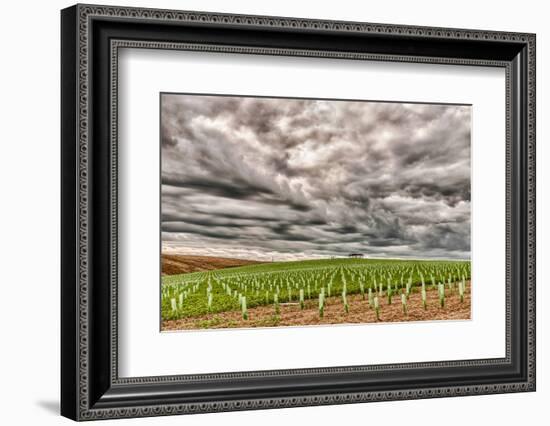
[161,94,471,261]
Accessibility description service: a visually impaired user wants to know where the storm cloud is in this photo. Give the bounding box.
[161,94,471,261]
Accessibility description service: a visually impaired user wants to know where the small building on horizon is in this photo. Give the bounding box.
[348,253,364,258]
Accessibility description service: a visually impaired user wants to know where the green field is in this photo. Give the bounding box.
[161,258,471,323]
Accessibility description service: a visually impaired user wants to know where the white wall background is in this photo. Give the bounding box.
[0,0,546,424]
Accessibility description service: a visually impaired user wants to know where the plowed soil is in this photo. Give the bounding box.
[162,254,265,275]
[162,282,471,331]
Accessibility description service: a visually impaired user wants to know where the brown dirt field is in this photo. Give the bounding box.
[162,282,471,331]
[162,254,265,275]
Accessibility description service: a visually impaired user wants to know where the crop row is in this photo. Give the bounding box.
[161,259,470,321]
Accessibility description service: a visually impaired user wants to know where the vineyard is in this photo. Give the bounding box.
[161,258,471,330]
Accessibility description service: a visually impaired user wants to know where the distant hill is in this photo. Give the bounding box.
[161,254,265,275]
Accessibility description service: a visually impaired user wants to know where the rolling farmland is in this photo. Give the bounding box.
[161,257,471,330]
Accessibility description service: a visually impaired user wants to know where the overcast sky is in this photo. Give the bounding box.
[161,94,471,261]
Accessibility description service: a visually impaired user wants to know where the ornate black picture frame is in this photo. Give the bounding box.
[61,4,536,421]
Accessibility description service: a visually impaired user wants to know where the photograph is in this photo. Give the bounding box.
[160,94,472,331]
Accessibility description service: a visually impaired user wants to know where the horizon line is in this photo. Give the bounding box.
[162,251,470,263]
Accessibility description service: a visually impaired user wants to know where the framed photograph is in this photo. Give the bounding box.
[61,4,536,421]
